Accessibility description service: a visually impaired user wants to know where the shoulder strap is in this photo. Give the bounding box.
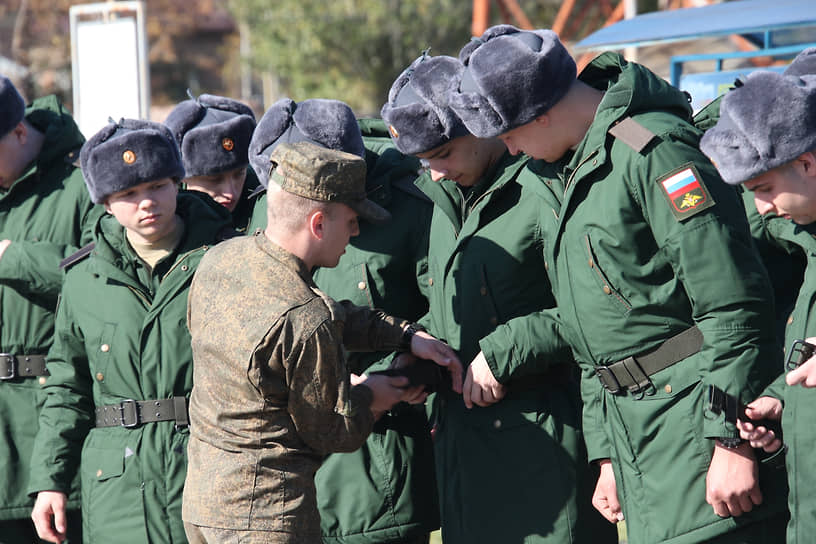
[608,116,656,153]
[59,242,95,270]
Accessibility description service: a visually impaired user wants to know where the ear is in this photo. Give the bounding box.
[308,209,325,241]
[103,201,113,214]
[799,151,816,177]
[12,122,27,145]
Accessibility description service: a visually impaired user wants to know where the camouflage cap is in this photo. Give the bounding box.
[269,141,390,223]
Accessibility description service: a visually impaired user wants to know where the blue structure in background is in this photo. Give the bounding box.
[574,0,816,110]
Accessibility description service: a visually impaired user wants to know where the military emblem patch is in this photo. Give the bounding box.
[122,150,136,164]
[388,124,399,139]
[658,163,715,221]
[222,137,235,151]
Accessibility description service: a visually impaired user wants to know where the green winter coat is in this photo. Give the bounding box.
[27,193,232,544]
[418,150,615,544]
[758,218,816,544]
[500,53,786,543]
[313,118,439,543]
[0,95,97,523]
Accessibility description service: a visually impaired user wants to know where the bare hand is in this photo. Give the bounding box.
[462,351,506,409]
[592,459,624,523]
[737,396,783,453]
[409,331,463,394]
[706,442,762,517]
[355,373,409,416]
[31,491,68,543]
[787,336,816,387]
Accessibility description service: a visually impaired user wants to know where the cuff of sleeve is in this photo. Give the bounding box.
[349,383,374,413]
[479,329,512,384]
[761,373,787,404]
[27,475,71,498]
[584,427,612,463]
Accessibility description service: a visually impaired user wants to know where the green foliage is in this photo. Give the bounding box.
[228,0,473,115]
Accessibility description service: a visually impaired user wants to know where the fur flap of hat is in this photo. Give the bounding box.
[785,47,816,77]
[380,54,469,155]
[700,72,816,185]
[80,118,185,204]
[0,75,25,138]
[165,93,256,178]
[249,98,363,188]
[448,25,576,138]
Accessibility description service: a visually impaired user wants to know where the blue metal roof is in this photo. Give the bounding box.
[574,0,816,51]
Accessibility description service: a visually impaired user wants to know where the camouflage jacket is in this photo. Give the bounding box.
[182,232,409,541]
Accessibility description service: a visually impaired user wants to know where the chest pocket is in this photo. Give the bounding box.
[92,323,117,383]
[584,234,632,315]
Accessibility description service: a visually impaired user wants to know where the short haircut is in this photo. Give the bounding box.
[266,181,335,235]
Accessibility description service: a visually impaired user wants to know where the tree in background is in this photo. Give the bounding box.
[229,0,558,115]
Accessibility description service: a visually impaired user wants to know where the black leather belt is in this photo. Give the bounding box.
[595,326,703,395]
[95,396,189,429]
[0,354,49,380]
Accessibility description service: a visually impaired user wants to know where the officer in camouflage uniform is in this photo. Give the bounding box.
[701,69,816,544]
[165,92,259,232]
[381,53,615,544]
[28,119,233,544]
[0,75,97,544]
[448,25,788,543]
[247,98,439,544]
[182,141,462,544]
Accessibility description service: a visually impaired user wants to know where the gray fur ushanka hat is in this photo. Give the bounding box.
[164,93,256,178]
[785,47,816,77]
[448,25,577,138]
[0,75,25,138]
[700,71,816,185]
[248,98,364,188]
[380,53,469,155]
[80,118,185,203]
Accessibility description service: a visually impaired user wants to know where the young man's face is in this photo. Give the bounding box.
[0,124,29,189]
[415,134,500,187]
[104,178,179,244]
[184,166,247,212]
[499,115,570,162]
[318,203,360,268]
[744,157,816,225]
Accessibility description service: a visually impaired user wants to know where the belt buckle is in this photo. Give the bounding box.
[118,399,140,428]
[595,366,621,394]
[0,353,17,380]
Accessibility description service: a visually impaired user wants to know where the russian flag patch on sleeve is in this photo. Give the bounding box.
[657,163,715,221]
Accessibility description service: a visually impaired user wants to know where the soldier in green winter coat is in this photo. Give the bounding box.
[0,76,97,544]
[694,98,806,346]
[381,53,616,544]
[28,119,234,544]
[448,26,788,543]
[701,69,816,544]
[165,92,260,233]
[247,98,439,544]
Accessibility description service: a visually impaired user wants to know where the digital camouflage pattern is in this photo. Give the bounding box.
[184,233,409,542]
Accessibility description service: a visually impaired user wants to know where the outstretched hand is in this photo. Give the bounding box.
[738,396,783,453]
[409,331,463,394]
